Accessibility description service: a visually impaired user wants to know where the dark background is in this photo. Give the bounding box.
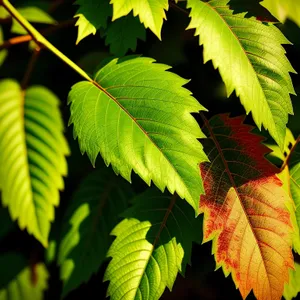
[0,0,300,299]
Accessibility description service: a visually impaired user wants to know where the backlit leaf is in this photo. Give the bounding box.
[200,114,293,300]
[0,80,69,247]
[187,0,295,149]
[58,167,133,297]
[110,0,168,39]
[68,56,208,213]
[104,188,203,300]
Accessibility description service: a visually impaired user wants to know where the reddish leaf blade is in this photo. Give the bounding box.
[200,114,294,300]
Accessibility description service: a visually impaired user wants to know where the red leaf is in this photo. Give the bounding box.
[200,114,294,300]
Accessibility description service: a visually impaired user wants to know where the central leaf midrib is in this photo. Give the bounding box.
[91,80,191,198]
[204,1,275,129]
[134,194,177,299]
[203,118,271,293]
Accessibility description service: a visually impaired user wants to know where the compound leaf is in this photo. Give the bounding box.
[200,114,293,300]
[58,167,133,297]
[110,0,168,39]
[187,0,295,149]
[68,56,208,213]
[0,253,48,300]
[104,188,202,300]
[0,80,69,247]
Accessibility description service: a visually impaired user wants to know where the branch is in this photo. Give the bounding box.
[21,46,41,90]
[0,0,92,82]
[169,1,189,15]
[0,19,75,51]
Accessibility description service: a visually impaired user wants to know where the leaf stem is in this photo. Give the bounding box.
[21,46,41,90]
[0,0,93,82]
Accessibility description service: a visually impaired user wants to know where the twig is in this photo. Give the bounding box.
[0,19,75,51]
[169,1,189,15]
[21,45,41,90]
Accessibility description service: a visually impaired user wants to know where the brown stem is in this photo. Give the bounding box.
[281,136,300,171]
[169,1,189,15]
[21,46,41,90]
[0,19,75,51]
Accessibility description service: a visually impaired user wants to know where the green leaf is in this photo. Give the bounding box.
[104,188,203,300]
[0,80,69,247]
[262,0,300,27]
[68,56,208,213]
[0,26,7,68]
[186,0,295,149]
[110,0,168,39]
[58,167,133,297]
[284,262,300,300]
[74,0,112,44]
[12,7,56,35]
[0,253,48,300]
[104,14,146,56]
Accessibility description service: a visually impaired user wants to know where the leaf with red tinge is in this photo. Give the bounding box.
[200,114,294,300]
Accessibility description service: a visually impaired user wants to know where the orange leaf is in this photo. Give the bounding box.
[200,114,294,300]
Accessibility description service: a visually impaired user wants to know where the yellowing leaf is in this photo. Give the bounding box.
[200,114,294,300]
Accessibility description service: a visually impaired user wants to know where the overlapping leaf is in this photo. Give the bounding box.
[74,0,112,44]
[0,80,69,247]
[58,167,133,297]
[262,0,300,27]
[187,0,295,149]
[0,253,48,300]
[110,0,168,39]
[68,56,208,213]
[104,14,146,56]
[104,188,202,300]
[200,114,293,300]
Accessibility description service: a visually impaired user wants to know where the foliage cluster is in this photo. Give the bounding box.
[0,0,300,299]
